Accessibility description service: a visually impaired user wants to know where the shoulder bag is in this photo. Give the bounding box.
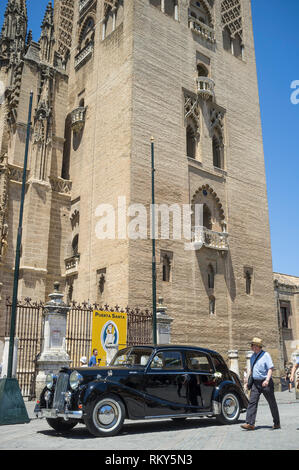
[247,352,263,390]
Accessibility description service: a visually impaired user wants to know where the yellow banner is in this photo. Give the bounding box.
[91,310,127,366]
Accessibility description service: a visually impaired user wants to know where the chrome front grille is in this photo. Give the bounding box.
[53,373,69,411]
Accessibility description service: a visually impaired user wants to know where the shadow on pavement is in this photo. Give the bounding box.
[37,416,232,440]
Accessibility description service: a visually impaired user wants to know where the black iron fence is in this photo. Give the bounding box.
[3,298,152,399]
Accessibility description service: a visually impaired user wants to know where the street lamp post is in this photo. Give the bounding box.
[151,137,157,344]
[0,91,33,425]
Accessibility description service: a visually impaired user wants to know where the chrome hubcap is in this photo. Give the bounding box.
[93,400,120,431]
[222,394,239,420]
[98,404,116,426]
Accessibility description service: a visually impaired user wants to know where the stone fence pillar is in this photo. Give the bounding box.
[0,337,18,378]
[246,350,253,373]
[156,297,173,345]
[35,282,71,398]
[228,350,239,377]
[292,350,299,400]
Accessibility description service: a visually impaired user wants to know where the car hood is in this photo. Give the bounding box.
[67,366,145,383]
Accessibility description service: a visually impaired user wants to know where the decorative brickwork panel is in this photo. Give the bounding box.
[57,0,75,58]
[221,0,243,40]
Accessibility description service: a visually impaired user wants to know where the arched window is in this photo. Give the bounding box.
[72,234,79,256]
[103,0,124,39]
[189,0,211,27]
[162,254,171,282]
[221,0,244,58]
[212,135,221,168]
[203,204,212,230]
[209,295,216,315]
[245,271,252,295]
[208,265,215,289]
[186,125,196,159]
[197,63,209,78]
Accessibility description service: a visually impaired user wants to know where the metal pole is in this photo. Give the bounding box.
[7,91,33,379]
[151,137,157,344]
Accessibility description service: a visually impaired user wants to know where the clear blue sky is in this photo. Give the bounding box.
[0,0,298,277]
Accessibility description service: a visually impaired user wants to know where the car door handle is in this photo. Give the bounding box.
[129,371,138,374]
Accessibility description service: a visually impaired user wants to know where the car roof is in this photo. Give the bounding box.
[128,344,220,356]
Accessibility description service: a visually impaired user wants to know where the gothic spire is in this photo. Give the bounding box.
[39,1,55,63]
[0,0,28,63]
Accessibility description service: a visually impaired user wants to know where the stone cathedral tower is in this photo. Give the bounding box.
[0,0,281,365]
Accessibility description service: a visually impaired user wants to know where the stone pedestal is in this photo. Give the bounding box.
[35,282,71,398]
[228,350,239,377]
[156,297,173,345]
[0,337,18,378]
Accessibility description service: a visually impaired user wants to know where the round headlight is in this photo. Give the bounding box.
[46,373,55,390]
[70,371,83,390]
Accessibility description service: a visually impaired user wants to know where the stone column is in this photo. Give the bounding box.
[228,350,239,377]
[156,297,173,345]
[35,282,71,398]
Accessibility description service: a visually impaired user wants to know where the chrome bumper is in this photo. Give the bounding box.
[35,406,83,420]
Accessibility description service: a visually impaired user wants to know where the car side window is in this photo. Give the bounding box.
[185,351,214,373]
[211,354,230,379]
[150,351,183,370]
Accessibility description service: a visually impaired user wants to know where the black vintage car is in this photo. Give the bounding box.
[35,345,248,437]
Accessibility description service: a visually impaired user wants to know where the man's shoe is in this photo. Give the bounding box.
[241,423,255,430]
[272,424,281,430]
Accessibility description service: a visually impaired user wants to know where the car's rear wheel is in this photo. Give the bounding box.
[216,392,240,425]
[84,394,125,437]
[46,418,78,432]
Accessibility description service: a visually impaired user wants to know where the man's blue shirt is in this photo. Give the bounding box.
[250,351,274,380]
[88,355,97,367]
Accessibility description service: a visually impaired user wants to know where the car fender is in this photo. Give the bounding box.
[212,380,244,403]
[212,380,248,411]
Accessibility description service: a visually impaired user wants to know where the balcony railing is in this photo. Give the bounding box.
[74,42,94,70]
[197,77,215,100]
[188,16,216,43]
[192,226,229,251]
[71,106,86,133]
[65,254,80,276]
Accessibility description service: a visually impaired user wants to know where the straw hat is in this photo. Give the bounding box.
[250,337,263,348]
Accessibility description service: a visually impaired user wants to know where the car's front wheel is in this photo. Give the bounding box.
[84,394,125,437]
[216,392,240,425]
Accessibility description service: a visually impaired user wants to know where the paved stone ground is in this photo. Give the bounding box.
[0,390,298,451]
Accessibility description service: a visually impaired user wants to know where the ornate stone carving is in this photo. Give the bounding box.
[56,0,74,60]
[184,95,200,133]
[49,176,72,195]
[221,0,243,41]
[210,106,225,131]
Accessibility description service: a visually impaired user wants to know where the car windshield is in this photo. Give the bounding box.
[111,347,153,367]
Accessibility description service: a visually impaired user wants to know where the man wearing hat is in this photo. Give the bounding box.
[241,337,280,431]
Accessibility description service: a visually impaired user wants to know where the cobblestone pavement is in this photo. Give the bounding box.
[0,391,298,451]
